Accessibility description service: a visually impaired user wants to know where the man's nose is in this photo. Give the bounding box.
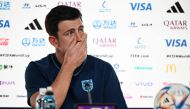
[75,31,82,42]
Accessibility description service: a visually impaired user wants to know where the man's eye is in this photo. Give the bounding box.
[64,30,75,37]
[63,32,69,36]
[79,28,84,32]
[69,31,75,35]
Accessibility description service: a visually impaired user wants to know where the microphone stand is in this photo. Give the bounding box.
[87,88,92,104]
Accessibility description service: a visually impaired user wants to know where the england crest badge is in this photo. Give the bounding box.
[81,79,93,92]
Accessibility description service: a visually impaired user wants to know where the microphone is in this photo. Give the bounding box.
[81,79,93,104]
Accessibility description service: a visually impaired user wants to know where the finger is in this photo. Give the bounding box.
[72,33,87,54]
[76,35,87,49]
[67,36,77,50]
[78,33,87,47]
[81,33,87,42]
[79,35,87,57]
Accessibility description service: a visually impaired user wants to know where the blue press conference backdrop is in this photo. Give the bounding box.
[0,0,190,108]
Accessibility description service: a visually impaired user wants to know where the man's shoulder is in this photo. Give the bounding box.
[87,55,110,65]
[29,53,54,66]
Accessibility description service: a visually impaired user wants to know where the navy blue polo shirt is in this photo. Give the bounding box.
[25,53,127,109]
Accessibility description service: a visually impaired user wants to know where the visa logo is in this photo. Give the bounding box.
[130,3,152,11]
[0,20,10,28]
[165,39,187,47]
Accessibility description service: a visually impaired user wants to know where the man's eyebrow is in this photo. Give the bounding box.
[79,25,84,28]
[64,28,75,33]
[65,25,84,32]
[62,25,84,34]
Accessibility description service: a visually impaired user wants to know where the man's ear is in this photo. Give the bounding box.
[49,36,58,47]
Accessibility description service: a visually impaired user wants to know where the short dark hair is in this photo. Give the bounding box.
[45,5,82,38]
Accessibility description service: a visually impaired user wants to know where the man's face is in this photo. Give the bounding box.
[56,18,85,55]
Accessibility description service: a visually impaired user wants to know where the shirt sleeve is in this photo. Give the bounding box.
[25,61,49,106]
[103,62,128,109]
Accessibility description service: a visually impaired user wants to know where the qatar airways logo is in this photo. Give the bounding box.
[164,20,187,30]
[58,1,81,10]
[93,37,116,47]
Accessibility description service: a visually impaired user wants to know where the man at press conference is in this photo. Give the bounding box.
[25,5,128,109]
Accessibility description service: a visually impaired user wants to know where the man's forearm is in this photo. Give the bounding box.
[51,65,74,109]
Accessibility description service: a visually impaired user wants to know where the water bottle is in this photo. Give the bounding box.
[43,86,56,109]
[36,88,46,109]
